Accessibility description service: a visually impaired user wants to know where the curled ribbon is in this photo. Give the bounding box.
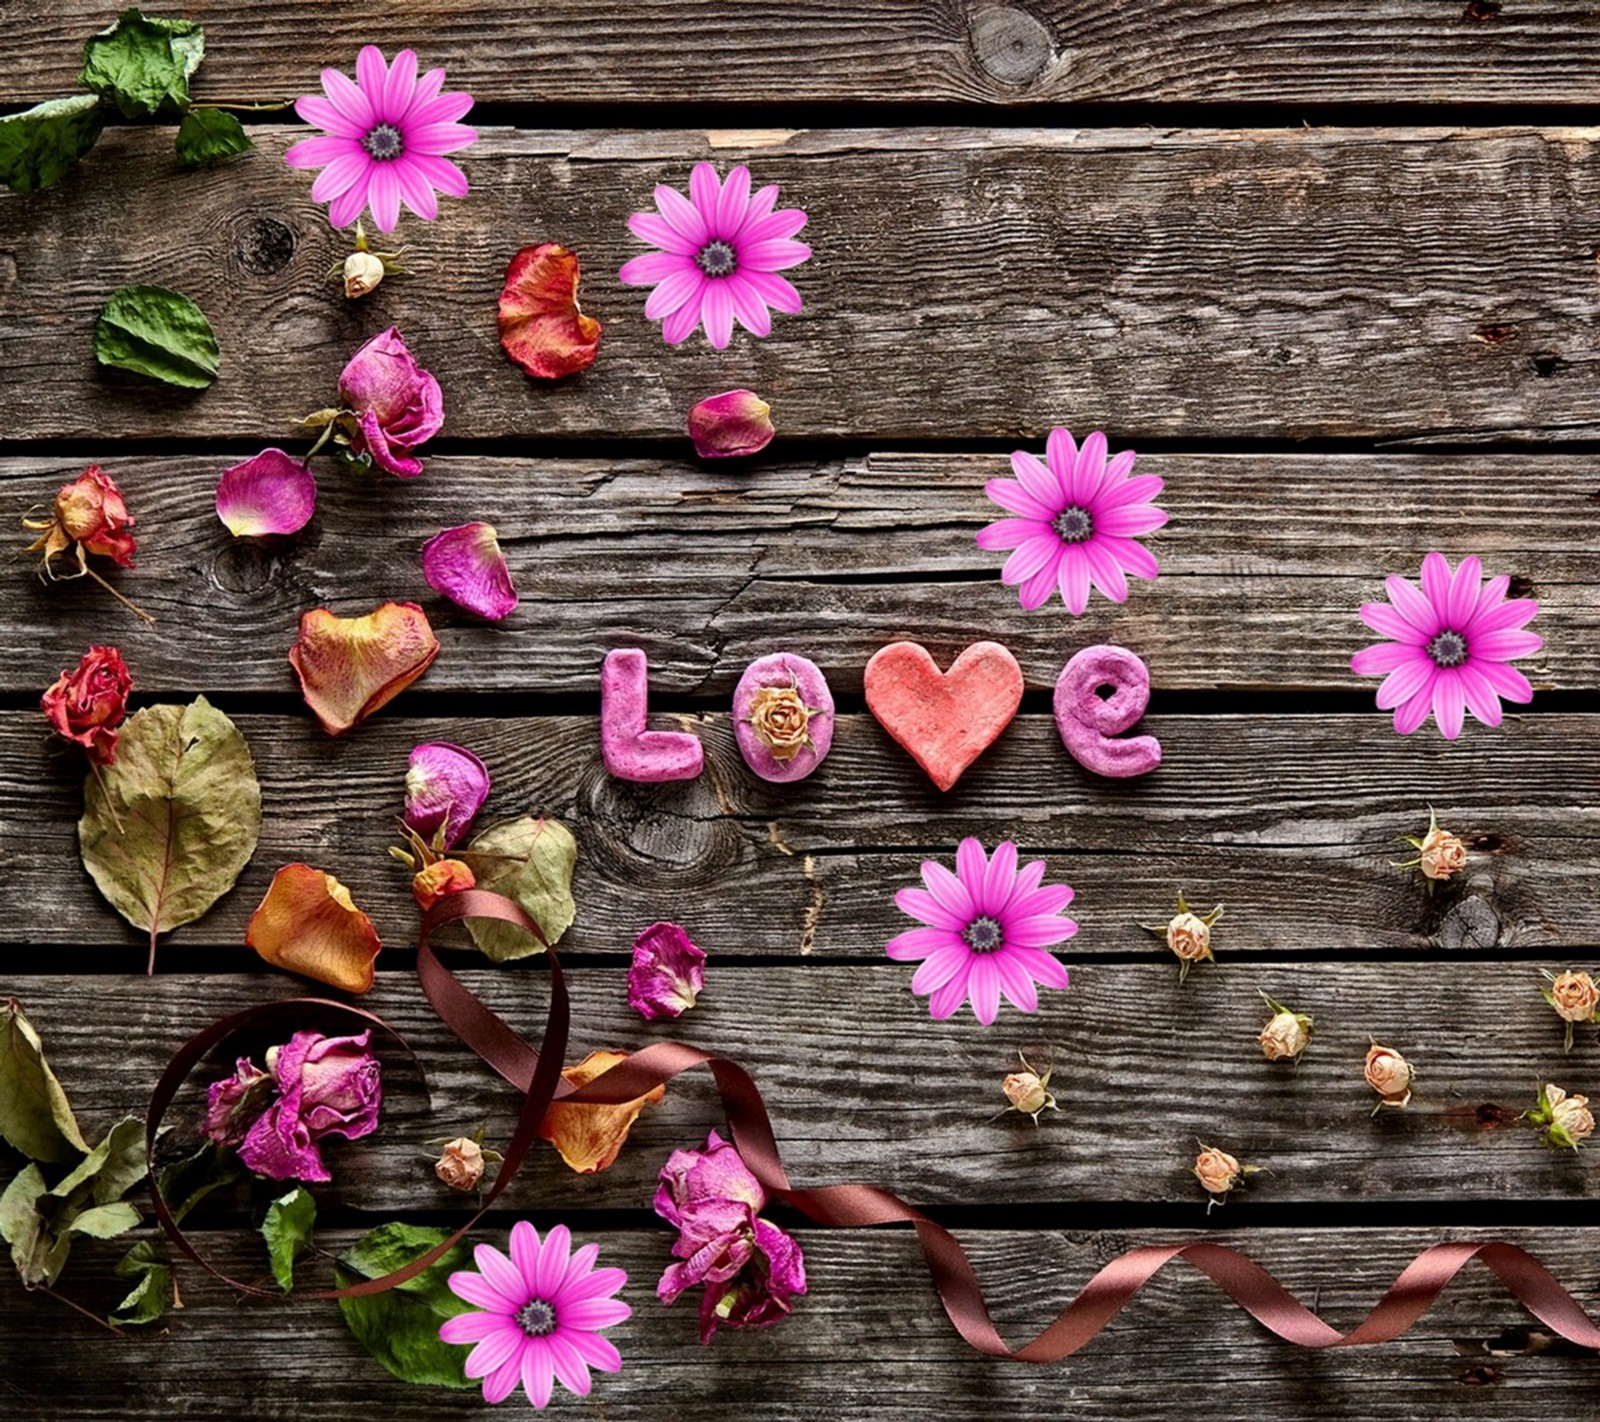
[151,887,1600,1359]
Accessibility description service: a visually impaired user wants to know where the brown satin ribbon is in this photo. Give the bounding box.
[150,886,1600,1357]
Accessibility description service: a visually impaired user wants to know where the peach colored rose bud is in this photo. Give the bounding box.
[996,1051,1058,1125]
[1549,971,1599,1024]
[1258,995,1313,1063]
[1418,825,1468,881]
[1550,1089,1595,1149]
[344,250,386,299]
[1193,1145,1241,1197]
[1364,1042,1414,1112]
[435,1135,485,1192]
[1167,913,1210,961]
[746,684,818,762]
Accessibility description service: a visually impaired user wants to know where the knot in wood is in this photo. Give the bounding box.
[967,4,1056,88]
[1438,894,1501,951]
[236,217,297,276]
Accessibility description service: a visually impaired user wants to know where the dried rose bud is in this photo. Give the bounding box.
[435,1135,485,1192]
[1193,1144,1242,1199]
[1527,1083,1595,1151]
[1544,969,1600,1052]
[41,645,132,762]
[23,466,151,620]
[1141,892,1222,983]
[687,389,775,459]
[998,1051,1057,1126]
[1258,993,1313,1063]
[747,684,819,762]
[344,250,386,299]
[412,857,476,912]
[1364,1041,1414,1113]
[1419,826,1468,881]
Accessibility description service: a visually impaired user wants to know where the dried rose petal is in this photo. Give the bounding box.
[246,863,382,994]
[628,921,707,1020]
[498,242,601,379]
[688,390,774,458]
[537,1050,665,1174]
[288,601,439,736]
[215,449,316,537]
[421,522,518,621]
[404,741,491,849]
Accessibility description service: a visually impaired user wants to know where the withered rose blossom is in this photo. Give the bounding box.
[1419,825,1468,882]
[412,857,476,912]
[1167,913,1211,962]
[746,684,819,762]
[337,327,443,478]
[41,646,132,761]
[1547,1086,1595,1150]
[435,1135,485,1192]
[1364,1042,1414,1112]
[1545,969,1600,1052]
[1258,993,1313,1063]
[1193,1145,1242,1197]
[28,466,138,569]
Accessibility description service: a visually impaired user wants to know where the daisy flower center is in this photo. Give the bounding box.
[362,123,405,161]
[695,240,738,278]
[962,915,1004,953]
[1427,629,1469,668]
[1053,506,1094,544]
[515,1298,558,1337]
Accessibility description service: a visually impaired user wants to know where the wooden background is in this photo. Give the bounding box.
[4,3,1600,1418]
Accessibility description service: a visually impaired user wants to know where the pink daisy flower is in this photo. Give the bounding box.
[977,428,1167,614]
[1351,551,1541,739]
[285,46,476,233]
[619,162,810,349]
[442,1222,629,1409]
[887,839,1075,1025]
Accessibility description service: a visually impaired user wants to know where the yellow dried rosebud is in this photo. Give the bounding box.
[343,250,386,299]
[1364,1042,1414,1113]
[435,1135,485,1192]
[746,683,819,762]
[1168,913,1211,961]
[995,1051,1058,1126]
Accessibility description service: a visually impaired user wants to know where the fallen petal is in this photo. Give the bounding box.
[246,863,382,993]
[215,449,317,537]
[537,1050,665,1174]
[288,601,440,735]
[688,389,774,458]
[404,741,491,849]
[421,522,518,620]
[498,243,601,379]
[628,921,707,1020]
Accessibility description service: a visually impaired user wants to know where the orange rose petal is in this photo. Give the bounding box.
[288,601,440,736]
[537,1050,665,1174]
[497,243,601,379]
[246,863,381,994]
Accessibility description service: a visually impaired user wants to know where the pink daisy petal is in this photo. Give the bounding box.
[565,1330,624,1374]
[1095,473,1165,509]
[557,1242,599,1290]
[928,967,974,1020]
[534,1224,571,1299]
[737,184,781,233]
[895,886,963,930]
[1016,558,1061,611]
[440,1312,519,1345]
[1058,546,1092,615]
[976,517,1051,552]
[394,157,440,220]
[285,134,360,169]
[327,182,371,229]
[739,238,812,271]
[368,163,401,232]
[1101,448,1137,485]
[1432,671,1467,740]
[1393,687,1434,735]
[474,1244,527,1305]
[885,926,954,961]
[740,208,808,243]
[910,942,973,995]
[1011,883,1075,918]
[628,211,698,255]
[482,1353,524,1405]
[739,269,802,313]
[449,1270,520,1313]
[559,1298,632,1330]
[1359,601,1429,645]
[565,1263,628,1300]
[1350,641,1419,677]
[1095,502,1168,537]
[1045,426,1078,497]
[1385,575,1441,635]
[968,956,1001,1025]
[295,93,364,139]
[1004,916,1080,948]
[510,1220,541,1288]
[400,66,447,121]
[644,267,704,320]
[321,67,374,127]
[521,1339,555,1410]
[921,860,974,920]
[466,1328,524,1382]
[655,183,709,246]
[956,838,988,897]
[727,275,773,336]
[1001,533,1061,586]
[1471,629,1543,660]
[309,150,370,203]
[1001,859,1047,911]
[717,164,751,232]
[1475,659,1534,703]
[702,281,735,349]
[982,840,1019,915]
[1457,663,1504,727]
[661,297,704,345]
[1375,657,1436,710]
[409,153,470,197]
[406,122,478,156]
[1420,551,1452,610]
[619,251,689,285]
[384,48,419,118]
[1071,431,1108,504]
[1447,555,1483,628]
[1084,540,1130,603]
[546,1332,594,1397]
[355,46,388,110]
[1467,594,1539,635]
[1103,535,1160,581]
[993,952,1039,1013]
[689,162,722,223]
[1010,944,1071,989]
[408,90,475,128]
[986,477,1058,522]
[1010,451,1059,509]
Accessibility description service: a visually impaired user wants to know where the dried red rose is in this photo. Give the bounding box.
[41,646,132,761]
[498,243,601,379]
[22,466,151,621]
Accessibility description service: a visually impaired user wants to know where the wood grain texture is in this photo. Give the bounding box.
[4,127,1600,442]
[7,1224,1600,1421]
[2,453,1589,697]
[2,711,1590,957]
[3,3,1599,107]
[9,962,1600,1212]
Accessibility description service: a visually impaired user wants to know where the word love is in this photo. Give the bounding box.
[600,642,1159,791]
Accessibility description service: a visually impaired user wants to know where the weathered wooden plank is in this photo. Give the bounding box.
[4,127,1600,442]
[2,712,1589,955]
[6,1224,1600,1420]
[3,453,1589,697]
[4,3,1598,107]
[10,963,1600,1210]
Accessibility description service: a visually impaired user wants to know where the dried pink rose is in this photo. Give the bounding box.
[628,921,707,1020]
[435,1135,485,1192]
[238,1030,383,1183]
[688,389,774,458]
[653,1129,806,1343]
[421,522,518,620]
[338,326,443,478]
[215,449,317,537]
[201,1056,274,1145]
[403,741,490,849]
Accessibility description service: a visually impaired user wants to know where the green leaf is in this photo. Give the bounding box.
[50,1116,145,1206]
[79,697,260,968]
[175,107,252,168]
[94,284,220,389]
[0,95,105,195]
[63,1199,141,1239]
[462,817,578,963]
[335,1223,476,1390]
[261,1187,315,1292]
[80,8,205,119]
[111,1240,173,1326]
[0,999,90,1163]
[0,1163,77,1286]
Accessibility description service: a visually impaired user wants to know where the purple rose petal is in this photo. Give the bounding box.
[628,921,707,1020]
[215,449,316,537]
[403,741,491,849]
[421,521,518,620]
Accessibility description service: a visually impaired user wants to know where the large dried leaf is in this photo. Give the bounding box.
[0,999,89,1163]
[79,697,261,971]
[461,817,577,963]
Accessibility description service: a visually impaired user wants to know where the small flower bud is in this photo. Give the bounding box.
[1258,994,1313,1063]
[435,1135,485,1192]
[1526,1083,1595,1151]
[1193,1145,1241,1197]
[343,250,386,299]
[1364,1042,1414,1112]
[1167,913,1210,961]
[1418,825,1467,881]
